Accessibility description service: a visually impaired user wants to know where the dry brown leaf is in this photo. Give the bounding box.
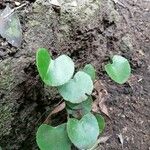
[99,101,110,118]
[44,102,66,124]
[92,80,110,118]
[94,80,109,100]
[92,101,99,112]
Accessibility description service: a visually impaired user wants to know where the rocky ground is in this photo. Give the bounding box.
[0,0,149,149]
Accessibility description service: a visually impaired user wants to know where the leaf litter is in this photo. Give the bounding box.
[92,80,110,118]
[0,4,22,47]
[44,102,66,124]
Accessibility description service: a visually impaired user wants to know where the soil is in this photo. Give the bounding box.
[0,0,149,150]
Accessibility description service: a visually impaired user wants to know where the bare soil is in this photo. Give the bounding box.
[0,0,149,150]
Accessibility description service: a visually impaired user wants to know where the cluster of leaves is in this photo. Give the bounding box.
[36,48,131,150]
[36,48,105,150]
[0,4,131,150]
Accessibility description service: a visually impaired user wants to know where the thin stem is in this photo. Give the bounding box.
[44,102,66,124]
[3,3,27,19]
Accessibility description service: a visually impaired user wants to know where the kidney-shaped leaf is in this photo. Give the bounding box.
[36,48,74,86]
[36,123,71,150]
[105,55,131,84]
[95,114,105,134]
[0,5,22,47]
[58,71,93,103]
[83,64,96,81]
[67,113,99,149]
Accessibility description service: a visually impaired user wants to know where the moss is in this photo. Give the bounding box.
[0,60,12,87]
[0,59,15,137]
[24,0,102,54]
[0,104,13,137]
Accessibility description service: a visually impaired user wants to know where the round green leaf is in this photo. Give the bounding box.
[36,48,74,86]
[58,71,93,103]
[66,96,92,117]
[36,124,71,150]
[95,114,105,134]
[67,113,99,149]
[105,55,131,84]
[83,64,96,81]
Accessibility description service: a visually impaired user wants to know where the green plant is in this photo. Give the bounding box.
[105,55,131,84]
[36,48,105,150]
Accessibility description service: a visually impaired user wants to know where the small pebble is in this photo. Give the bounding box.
[15,1,21,6]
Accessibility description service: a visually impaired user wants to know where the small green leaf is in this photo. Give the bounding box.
[67,113,99,149]
[66,96,93,117]
[83,64,96,81]
[105,55,131,84]
[58,71,93,103]
[36,124,71,150]
[36,48,51,83]
[95,114,105,134]
[36,48,74,86]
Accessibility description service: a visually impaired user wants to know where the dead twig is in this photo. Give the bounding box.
[2,3,27,19]
[44,102,66,124]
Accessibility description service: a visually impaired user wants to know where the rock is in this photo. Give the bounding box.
[121,34,133,51]
[24,0,102,54]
